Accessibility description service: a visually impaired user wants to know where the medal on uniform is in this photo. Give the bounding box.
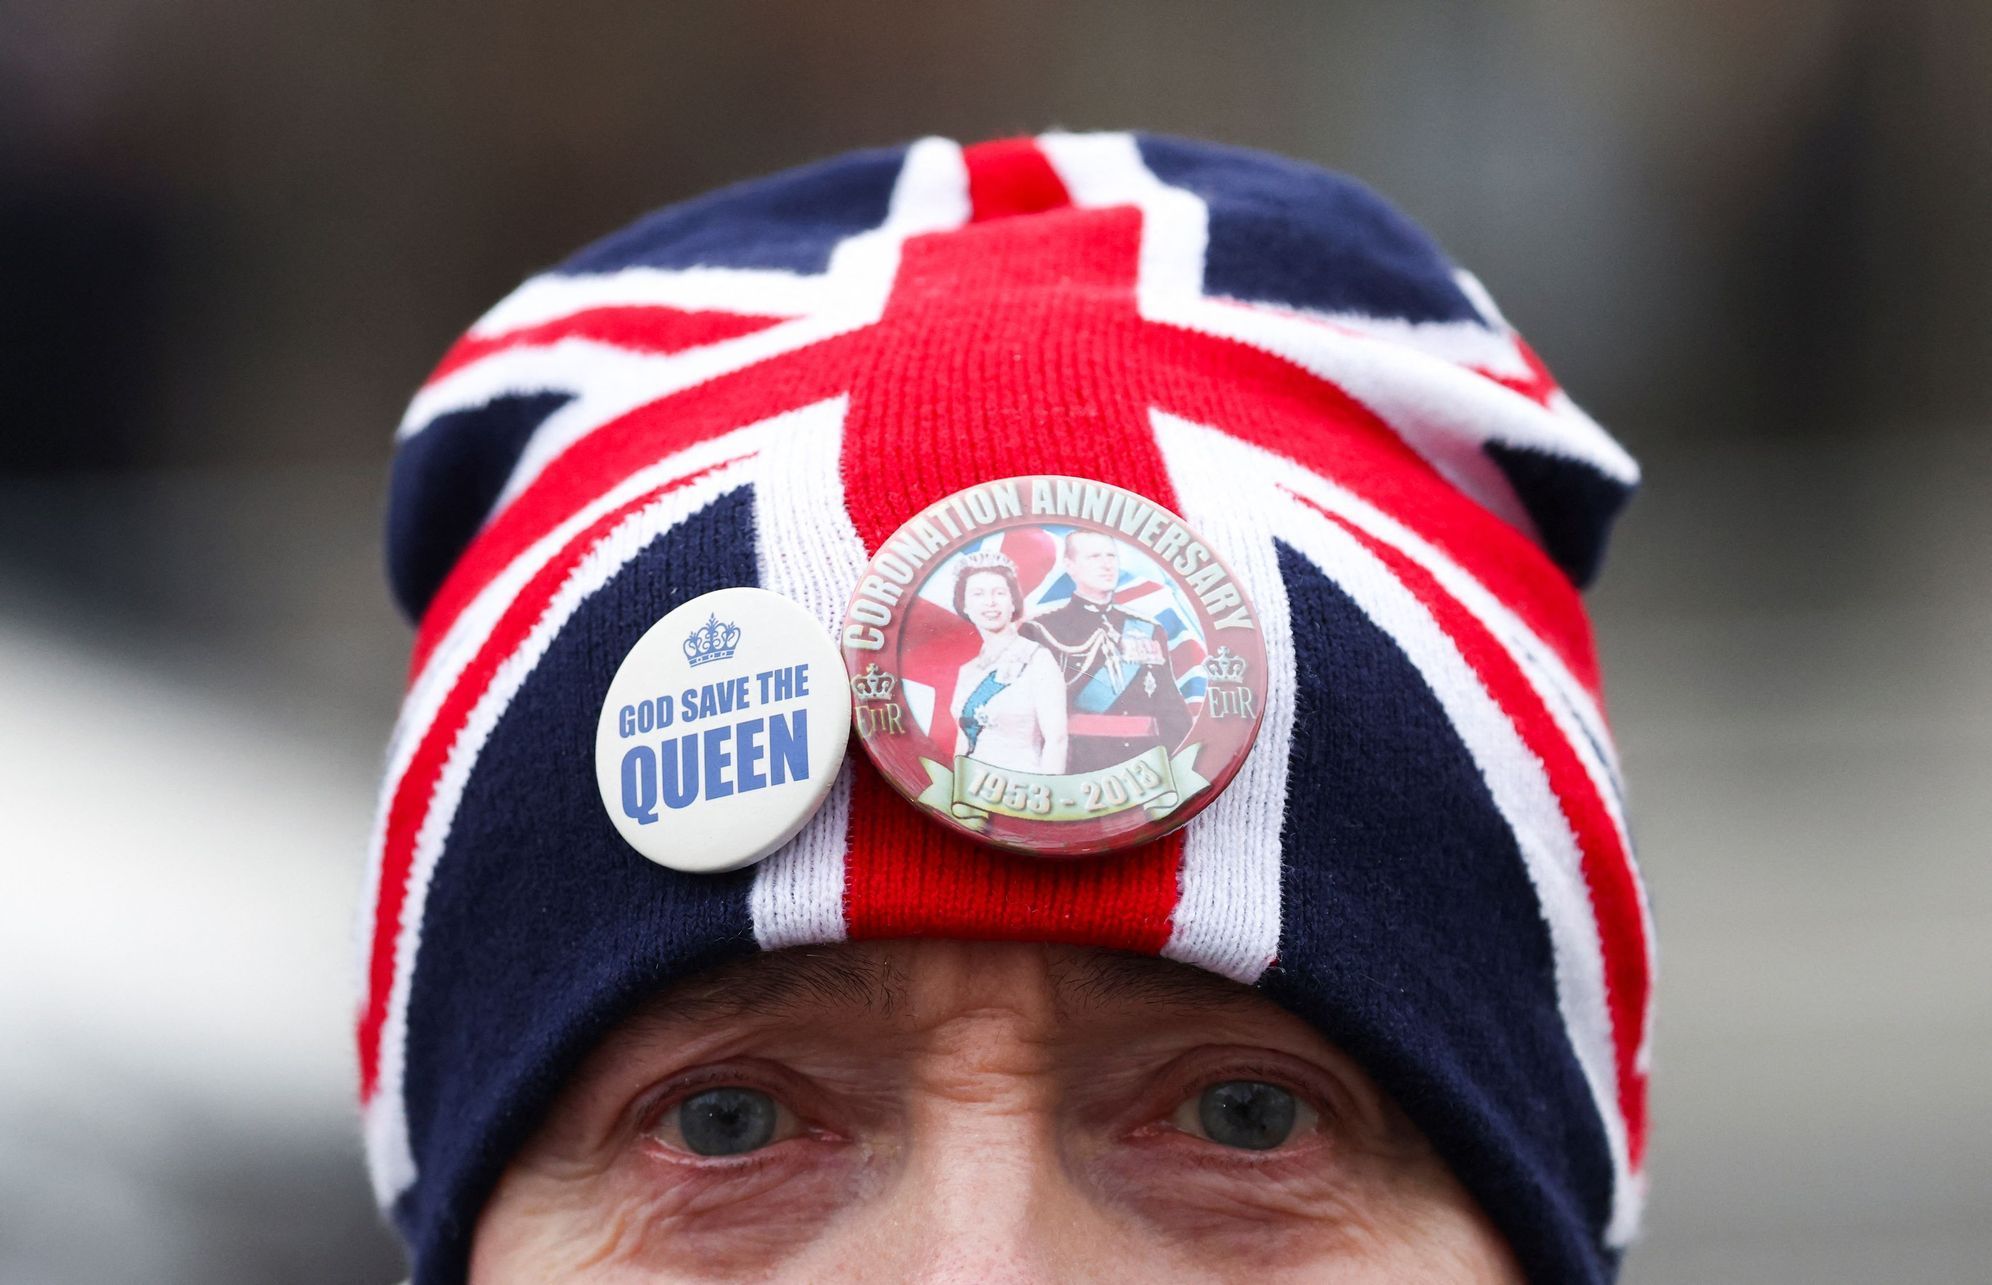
[841,476,1268,857]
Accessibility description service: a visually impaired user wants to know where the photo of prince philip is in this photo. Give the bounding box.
[1025,531,1193,773]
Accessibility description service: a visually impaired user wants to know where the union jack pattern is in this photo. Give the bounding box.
[362,132,1651,1283]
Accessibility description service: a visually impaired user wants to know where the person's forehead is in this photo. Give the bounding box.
[631,943,1256,1031]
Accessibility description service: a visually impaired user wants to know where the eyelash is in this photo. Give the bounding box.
[625,1050,1344,1161]
[632,1065,814,1156]
[1146,1056,1340,1145]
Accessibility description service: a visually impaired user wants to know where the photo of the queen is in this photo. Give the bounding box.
[845,479,1266,851]
[946,552,1068,774]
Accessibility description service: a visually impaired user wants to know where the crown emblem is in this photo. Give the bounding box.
[1206,646,1248,685]
[850,663,898,702]
[682,613,743,667]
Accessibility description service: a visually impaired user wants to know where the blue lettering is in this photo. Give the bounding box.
[630,707,809,813]
[769,709,808,786]
[620,745,658,824]
[736,716,767,791]
[702,725,734,800]
[618,704,636,738]
[691,678,752,721]
[660,733,699,809]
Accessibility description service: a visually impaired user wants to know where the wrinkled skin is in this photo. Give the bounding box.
[472,940,1523,1284]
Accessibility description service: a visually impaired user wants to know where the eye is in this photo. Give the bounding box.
[1171,1079,1319,1151]
[648,1086,796,1157]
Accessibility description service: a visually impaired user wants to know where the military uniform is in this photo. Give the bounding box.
[1026,596,1192,772]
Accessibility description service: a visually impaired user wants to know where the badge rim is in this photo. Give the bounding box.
[841,476,1268,858]
[594,586,850,875]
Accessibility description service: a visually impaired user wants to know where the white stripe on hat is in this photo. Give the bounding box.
[746,396,867,948]
[1034,130,1209,314]
[468,266,828,339]
[1267,490,1639,1246]
[1171,417,1628,829]
[1151,410,1294,983]
[360,409,821,1042]
[1036,129,1637,551]
[397,137,976,522]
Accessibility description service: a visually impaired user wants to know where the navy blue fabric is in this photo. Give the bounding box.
[559,145,908,276]
[1137,134,1485,326]
[396,485,765,1283]
[386,391,572,622]
[1258,542,1617,1284]
[1484,441,1633,590]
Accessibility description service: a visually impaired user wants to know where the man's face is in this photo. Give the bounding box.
[1064,533,1120,600]
[471,941,1522,1283]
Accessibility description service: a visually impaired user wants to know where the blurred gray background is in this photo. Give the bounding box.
[1,1,1986,1281]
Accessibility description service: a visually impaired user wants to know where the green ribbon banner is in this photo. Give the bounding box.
[914,743,1209,831]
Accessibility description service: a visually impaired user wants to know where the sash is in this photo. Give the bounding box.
[956,669,1006,754]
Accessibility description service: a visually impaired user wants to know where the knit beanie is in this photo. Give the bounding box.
[359,132,1653,1283]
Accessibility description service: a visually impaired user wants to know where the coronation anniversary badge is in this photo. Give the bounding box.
[841,476,1267,857]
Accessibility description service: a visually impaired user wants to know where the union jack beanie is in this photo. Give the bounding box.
[360,132,1654,1283]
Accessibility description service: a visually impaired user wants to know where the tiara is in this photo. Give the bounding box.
[953,549,1018,581]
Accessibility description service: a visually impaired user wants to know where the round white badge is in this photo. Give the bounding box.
[595,587,849,874]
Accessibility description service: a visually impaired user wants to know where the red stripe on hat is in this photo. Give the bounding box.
[843,757,1182,951]
[965,136,1074,222]
[427,307,787,384]
[1321,504,1649,1169]
[1131,321,1607,701]
[360,461,739,1098]
[409,172,1599,714]
[407,343,854,681]
[1472,334,1561,408]
[837,162,1184,947]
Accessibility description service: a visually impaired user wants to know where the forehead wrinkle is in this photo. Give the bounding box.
[1050,949,1256,1018]
[613,947,1255,1053]
[630,946,904,1033]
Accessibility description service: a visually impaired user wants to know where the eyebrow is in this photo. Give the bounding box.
[645,947,907,1025]
[1051,950,1256,1014]
[631,945,1254,1031]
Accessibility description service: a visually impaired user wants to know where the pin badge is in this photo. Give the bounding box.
[841,476,1268,857]
[596,587,849,874]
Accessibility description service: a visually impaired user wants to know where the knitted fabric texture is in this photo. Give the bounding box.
[361,131,1652,1284]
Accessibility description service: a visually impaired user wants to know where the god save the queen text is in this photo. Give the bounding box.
[615,663,814,824]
